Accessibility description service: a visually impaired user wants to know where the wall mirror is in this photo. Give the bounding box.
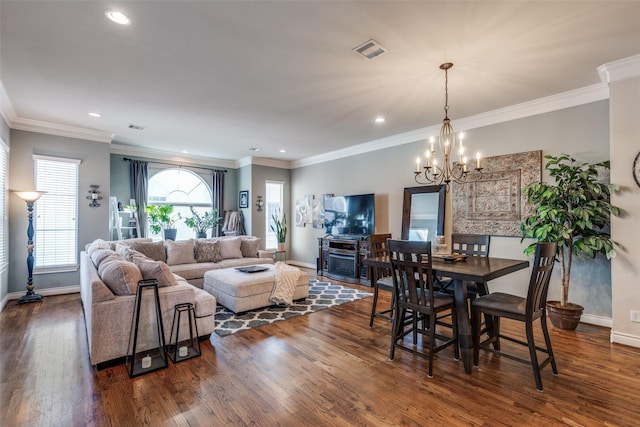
[401,185,446,241]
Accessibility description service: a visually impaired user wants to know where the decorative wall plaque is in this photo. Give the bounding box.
[452,150,541,236]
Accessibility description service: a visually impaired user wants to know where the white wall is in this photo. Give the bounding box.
[291,100,613,319]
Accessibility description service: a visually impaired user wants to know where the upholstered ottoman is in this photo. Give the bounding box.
[203,264,309,313]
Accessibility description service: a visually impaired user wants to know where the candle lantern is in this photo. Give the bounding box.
[126,279,168,377]
[167,302,201,363]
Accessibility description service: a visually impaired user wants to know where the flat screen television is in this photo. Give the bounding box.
[324,193,375,236]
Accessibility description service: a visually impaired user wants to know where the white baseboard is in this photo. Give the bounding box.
[581,313,613,328]
[610,331,640,348]
[287,260,316,270]
[1,286,80,311]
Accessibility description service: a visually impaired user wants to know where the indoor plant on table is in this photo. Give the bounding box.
[521,153,620,330]
[145,204,180,240]
[271,211,287,251]
[184,206,222,239]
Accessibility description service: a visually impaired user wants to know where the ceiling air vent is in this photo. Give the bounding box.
[352,39,388,59]
[128,124,145,130]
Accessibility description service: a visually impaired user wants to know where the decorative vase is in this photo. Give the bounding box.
[278,242,285,252]
[196,232,207,239]
[546,301,583,331]
[163,229,177,241]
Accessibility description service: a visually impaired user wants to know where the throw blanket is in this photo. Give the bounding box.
[270,262,303,305]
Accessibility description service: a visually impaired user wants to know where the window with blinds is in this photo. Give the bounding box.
[34,155,81,270]
[0,139,8,273]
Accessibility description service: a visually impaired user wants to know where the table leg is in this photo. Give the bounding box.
[454,278,472,374]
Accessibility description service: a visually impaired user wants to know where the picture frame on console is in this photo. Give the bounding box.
[239,190,249,208]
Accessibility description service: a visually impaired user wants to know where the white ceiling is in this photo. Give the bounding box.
[2,1,640,165]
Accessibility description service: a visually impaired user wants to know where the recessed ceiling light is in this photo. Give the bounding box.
[88,112,101,118]
[248,147,261,152]
[375,116,386,123]
[105,10,131,25]
[181,150,189,154]
[279,149,286,153]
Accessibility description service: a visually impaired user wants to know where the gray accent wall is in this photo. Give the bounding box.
[8,130,110,293]
[250,164,291,250]
[291,100,613,317]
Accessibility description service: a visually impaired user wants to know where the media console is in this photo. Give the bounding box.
[317,235,370,286]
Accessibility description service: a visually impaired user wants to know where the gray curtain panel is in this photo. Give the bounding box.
[129,160,149,237]
[212,170,225,237]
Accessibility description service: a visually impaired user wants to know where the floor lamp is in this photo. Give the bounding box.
[13,190,47,304]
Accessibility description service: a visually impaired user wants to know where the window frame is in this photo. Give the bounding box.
[33,154,81,273]
[0,138,8,275]
[265,180,284,250]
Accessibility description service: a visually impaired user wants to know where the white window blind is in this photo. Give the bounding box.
[34,155,80,269]
[0,139,8,271]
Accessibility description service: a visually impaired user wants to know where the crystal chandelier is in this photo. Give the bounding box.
[414,63,482,186]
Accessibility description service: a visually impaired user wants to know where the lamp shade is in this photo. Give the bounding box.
[12,190,47,202]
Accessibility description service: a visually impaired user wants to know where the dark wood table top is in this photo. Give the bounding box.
[363,255,530,282]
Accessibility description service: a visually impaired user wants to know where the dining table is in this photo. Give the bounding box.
[363,254,530,374]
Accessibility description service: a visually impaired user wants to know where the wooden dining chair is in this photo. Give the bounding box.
[387,239,458,378]
[368,233,393,327]
[436,233,491,298]
[471,241,558,391]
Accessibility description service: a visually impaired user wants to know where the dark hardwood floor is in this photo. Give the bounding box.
[1,269,639,426]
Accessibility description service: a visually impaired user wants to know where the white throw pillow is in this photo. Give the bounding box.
[165,239,196,265]
[218,237,243,259]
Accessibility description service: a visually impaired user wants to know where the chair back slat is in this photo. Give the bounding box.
[387,240,433,310]
[451,233,490,257]
[368,233,393,281]
[527,241,557,317]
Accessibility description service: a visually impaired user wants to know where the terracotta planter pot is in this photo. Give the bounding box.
[278,242,285,252]
[546,301,584,331]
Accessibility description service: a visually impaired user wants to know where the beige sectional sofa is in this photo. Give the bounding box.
[80,236,274,367]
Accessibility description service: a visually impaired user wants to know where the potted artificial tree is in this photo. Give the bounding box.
[271,211,287,251]
[184,207,222,238]
[521,153,620,330]
[145,204,180,240]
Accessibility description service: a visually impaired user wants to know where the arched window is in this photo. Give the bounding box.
[147,168,212,240]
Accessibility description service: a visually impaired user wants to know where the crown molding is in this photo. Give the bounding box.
[0,80,18,126]
[110,142,238,169]
[292,82,608,169]
[598,53,640,83]
[237,156,293,169]
[11,117,115,143]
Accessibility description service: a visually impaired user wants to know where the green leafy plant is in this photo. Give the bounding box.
[270,211,287,243]
[521,153,620,308]
[145,204,180,234]
[184,207,222,234]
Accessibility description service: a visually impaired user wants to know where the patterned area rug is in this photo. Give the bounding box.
[214,280,372,337]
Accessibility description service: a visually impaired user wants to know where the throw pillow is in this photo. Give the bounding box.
[240,237,260,258]
[115,243,151,263]
[131,241,166,262]
[90,248,118,268]
[195,239,222,263]
[218,237,242,259]
[132,258,178,288]
[98,258,143,296]
[165,239,196,265]
[86,239,111,256]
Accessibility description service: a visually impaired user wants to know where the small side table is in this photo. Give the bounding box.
[273,250,286,262]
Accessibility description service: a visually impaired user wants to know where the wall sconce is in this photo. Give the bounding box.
[256,195,264,212]
[87,185,103,207]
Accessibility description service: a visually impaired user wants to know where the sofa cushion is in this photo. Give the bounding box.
[195,239,222,263]
[166,239,196,265]
[98,257,143,295]
[219,237,242,259]
[108,237,153,250]
[133,258,178,287]
[240,237,260,258]
[169,262,221,281]
[86,239,111,256]
[131,241,167,262]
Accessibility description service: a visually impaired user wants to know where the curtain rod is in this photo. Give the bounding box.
[123,157,227,173]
